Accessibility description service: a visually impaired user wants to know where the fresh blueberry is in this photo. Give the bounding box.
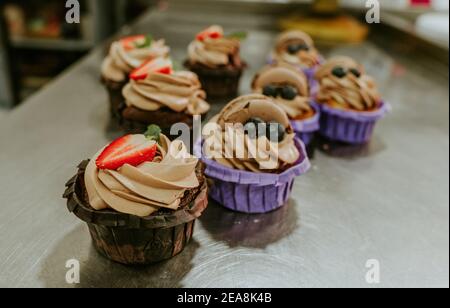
[287,44,300,55]
[332,66,347,78]
[350,68,361,78]
[267,122,286,143]
[281,86,298,100]
[245,118,267,139]
[263,85,278,98]
[297,43,310,51]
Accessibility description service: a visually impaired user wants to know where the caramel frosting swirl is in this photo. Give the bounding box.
[85,135,200,217]
[188,26,241,69]
[315,56,382,111]
[272,30,321,69]
[101,39,170,82]
[203,94,300,173]
[252,64,314,120]
[122,71,210,115]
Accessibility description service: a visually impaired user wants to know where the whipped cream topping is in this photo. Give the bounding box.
[85,135,200,217]
[203,94,300,173]
[101,38,170,82]
[315,56,382,111]
[188,26,241,69]
[122,71,210,115]
[252,64,313,120]
[272,30,320,69]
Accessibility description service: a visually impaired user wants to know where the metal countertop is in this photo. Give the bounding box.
[0,8,448,288]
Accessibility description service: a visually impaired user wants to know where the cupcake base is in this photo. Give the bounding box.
[319,102,388,144]
[195,139,310,214]
[102,77,127,119]
[63,160,208,265]
[290,102,321,147]
[184,61,245,99]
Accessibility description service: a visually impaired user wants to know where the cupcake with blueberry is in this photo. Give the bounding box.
[63,125,208,265]
[119,58,210,136]
[252,64,320,146]
[184,25,247,98]
[314,56,388,144]
[101,35,170,119]
[271,31,322,75]
[195,94,310,214]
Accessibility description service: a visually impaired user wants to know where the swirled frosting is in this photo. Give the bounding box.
[252,64,314,120]
[203,94,300,173]
[101,38,170,82]
[85,135,200,217]
[122,71,210,115]
[272,30,321,69]
[187,26,242,69]
[315,56,382,111]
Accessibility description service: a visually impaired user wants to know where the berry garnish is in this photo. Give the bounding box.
[196,26,223,41]
[332,66,347,78]
[263,85,278,98]
[350,68,361,78]
[121,35,152,50]
[267,122,286,143]
[244,118,267,139]
[287,44,309,55]
[96,134,158,170]
[281,86,298,100]
[130,58,173,80]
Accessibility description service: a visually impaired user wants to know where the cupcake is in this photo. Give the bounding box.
[184,25,247,98]
[101,35,170,119]
[315,56,388,144]
[195,94,310,214]
[252,63,320,146]
[119,58,210,137]
[63,127,208,265]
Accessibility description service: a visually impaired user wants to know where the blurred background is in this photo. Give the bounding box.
[0,0,448,108]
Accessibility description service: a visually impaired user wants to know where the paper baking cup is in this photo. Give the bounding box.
[319,102,389,144]
[195,139,310,214]
[290,102,321,146]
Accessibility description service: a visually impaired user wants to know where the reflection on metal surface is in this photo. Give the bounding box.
[38,225,199,288]
[200,200,298,249]
[316,135,387,159]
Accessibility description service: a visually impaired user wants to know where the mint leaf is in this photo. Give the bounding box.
[135,35,153,49]
[145,125,161,143]
[226,31,248,40]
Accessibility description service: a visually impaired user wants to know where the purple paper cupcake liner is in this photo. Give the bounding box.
[194,139,310,214]
[290,102,321,146]
[319,102,389,144]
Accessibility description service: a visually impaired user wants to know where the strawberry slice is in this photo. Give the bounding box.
[196,26,223,42]
[130,58,173,81]
[121,35,149,50]
[96,135,157,170]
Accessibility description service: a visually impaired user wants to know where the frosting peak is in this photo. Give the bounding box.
[315,56,382,111]
[123,71,210,115]
[203,94,300,173]
[101,37,170,82]
[252,64,314,120]
[188,25,242,69]
[272,30,321,69]
[85,135,200,217]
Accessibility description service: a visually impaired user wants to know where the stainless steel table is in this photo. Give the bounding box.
[0,8,448,288]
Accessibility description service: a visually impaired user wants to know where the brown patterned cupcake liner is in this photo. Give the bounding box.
[63,160,209,265]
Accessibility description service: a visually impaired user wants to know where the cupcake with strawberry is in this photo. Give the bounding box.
[63,125,208,265]
[119,57,210,136]
[314,56,388,144]
[195,94,310,214]
[101,35,170,119]
[185,25,247,98]
[252,64,320,146]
